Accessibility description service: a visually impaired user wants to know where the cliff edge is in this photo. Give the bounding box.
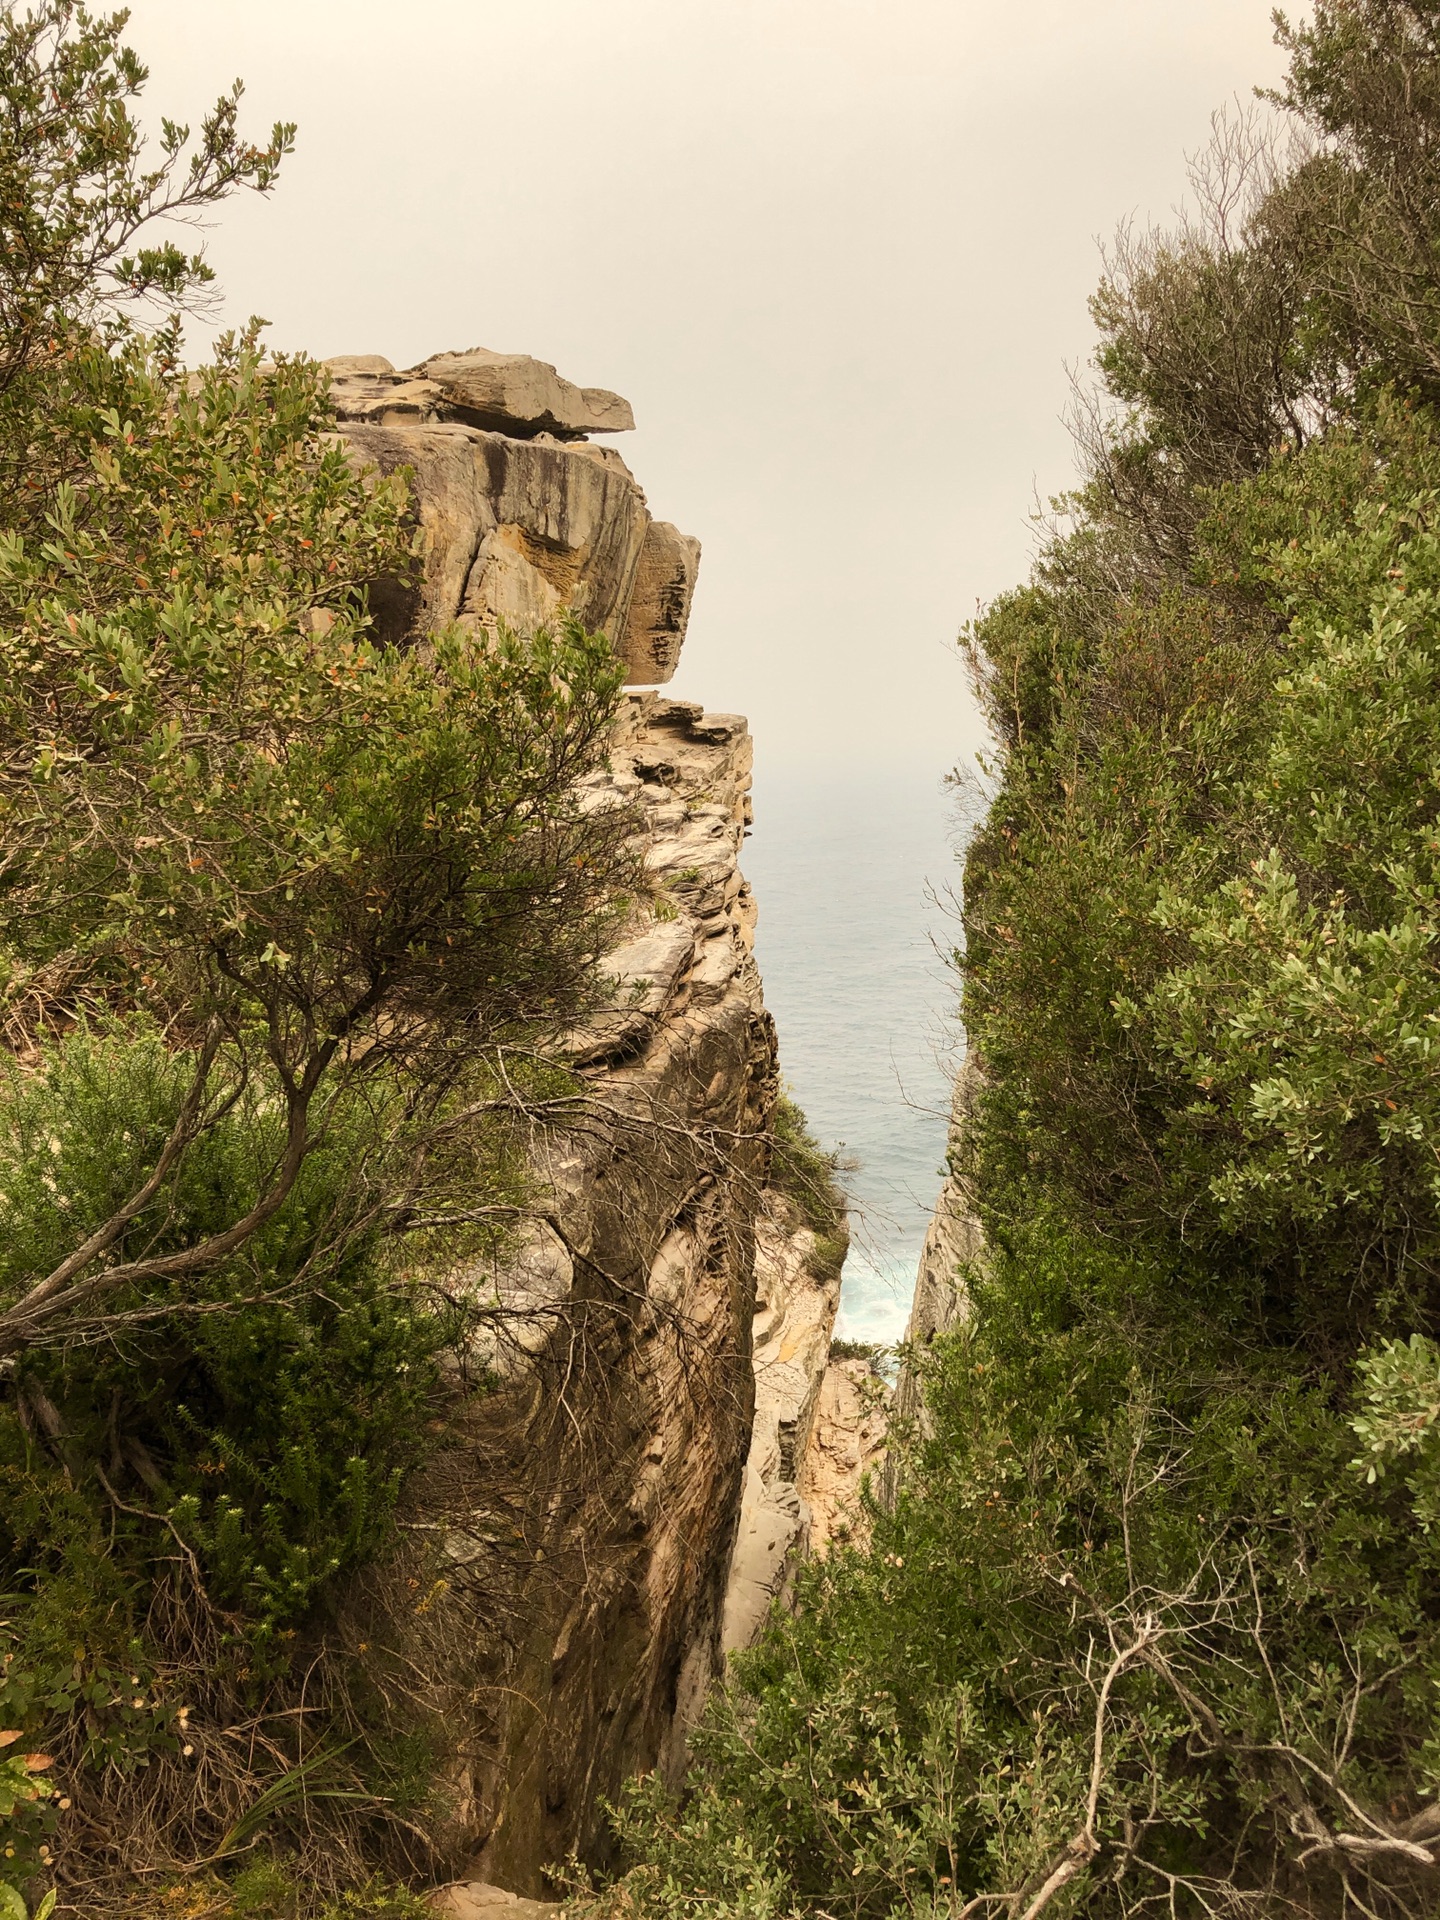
[320,348,840,1890]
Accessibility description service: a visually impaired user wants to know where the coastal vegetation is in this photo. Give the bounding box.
[601,5,1440,1917]
[0,5,631,1908]
[15,0,1440,1915]
[769,1094,850,1287]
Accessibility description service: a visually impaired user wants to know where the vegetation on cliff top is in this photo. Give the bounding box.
[600,5,1440,1917]
[0,5,632,1909]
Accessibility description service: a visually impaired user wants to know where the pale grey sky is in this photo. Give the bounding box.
[124,0,1287,777]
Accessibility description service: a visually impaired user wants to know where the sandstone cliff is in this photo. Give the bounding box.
[800,1357,889,1555]
[321,350,840,1892]
[378,694,774,1891]
[903,1063,982,1358]
[880,1063,983,1512]
[327,349,697,685]
[721,1197,843,1652]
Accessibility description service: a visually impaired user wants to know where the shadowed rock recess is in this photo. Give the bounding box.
[324,353,857,1897]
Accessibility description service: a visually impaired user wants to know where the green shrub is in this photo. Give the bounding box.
[769,1094,849,1282]
[0,3,625,1904]
[0,1015,521,1888]
[1,1017,448,1638]
[226,1860,432,1918]
[604,1220,1440,1917]
[827,1339,880,1362]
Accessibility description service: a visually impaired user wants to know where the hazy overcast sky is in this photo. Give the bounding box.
[124,0,1288,779]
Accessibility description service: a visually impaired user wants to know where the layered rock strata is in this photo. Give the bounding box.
[325,350,847,1887]
[881,1064,984,1513]
[720,1201,843,1652]
[800,1358,890,1555]
[903,1062,982,1359]
[327,349,697,684]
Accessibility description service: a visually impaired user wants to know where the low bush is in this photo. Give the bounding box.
[0,1018,473,1898]
[769,1096,849,1283]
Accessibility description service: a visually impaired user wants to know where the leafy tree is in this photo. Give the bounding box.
[0,2,293,517]
[0,4,638,1901]
[0,326,630,1363]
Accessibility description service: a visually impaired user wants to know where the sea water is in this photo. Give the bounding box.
[744,761,961,1344]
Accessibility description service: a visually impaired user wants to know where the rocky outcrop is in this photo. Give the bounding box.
[324,349,633,439]
[721,1200,843,1652]
[320,352,852,1887]
[326,351,696,684]
[342,692,778,1893]
[625,520,703,687]
[800,1358,889,1555]
[904,1063,982,1358]
[431,1883,558,1920]
[416,349,635,438]
[720,1067,984,1586]
[880,1065,984,1512]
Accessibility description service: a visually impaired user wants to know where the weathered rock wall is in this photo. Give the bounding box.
[720,1201,843,1652]
[351,695,775,1893]
[326,354,801,1890]
[328,350,697,684]
[800,1357,889,1555]
[904,1062,983,1355]
[878,1063,984,1512]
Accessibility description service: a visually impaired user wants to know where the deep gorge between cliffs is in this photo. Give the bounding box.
[311,348,905,1902]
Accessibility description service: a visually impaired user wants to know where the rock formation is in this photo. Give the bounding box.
[903,1062,982,1357]
[879,1063,984,1512]
[431,1883,559,1920]
[800,1357,889,1554]
[346,692,774,1891]
[323,350,840,1891]
[327,350,698,685]
[721,1199,843,1652]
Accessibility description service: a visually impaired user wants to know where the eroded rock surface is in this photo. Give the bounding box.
[903,1063,982,1359]
[721,1199,843,1653]
[315,357,848,1887]
[417,348,635,438]
[800,1358,889,1555]
[325,350,696,684]
[354,696,777,1893]
[768,1069,983,1558]
[430,1883,558,1920]
[879,1064,984,1512]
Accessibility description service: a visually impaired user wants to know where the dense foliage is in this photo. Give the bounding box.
[0,323,628,1364]
[0,2,291,517]
[769,1095,850,1286]
[600,6,1440,1918]
[0,5,634,1909]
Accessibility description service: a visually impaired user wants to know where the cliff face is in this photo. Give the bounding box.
[721,1200,842,1652]
[422,697,776,1890]
[904,1063,982,1357]
[328,349,697,684]
[800,1358,889,1555]
[325,351,831,1890]
[880,1063,983,1512]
